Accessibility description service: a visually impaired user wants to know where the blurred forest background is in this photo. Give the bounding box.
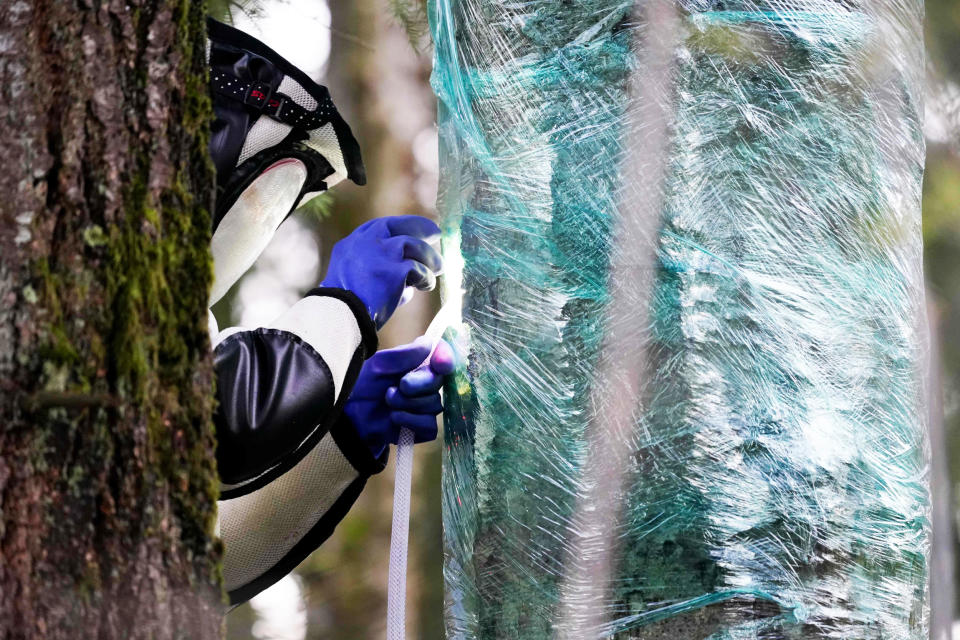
[209,1,960,638]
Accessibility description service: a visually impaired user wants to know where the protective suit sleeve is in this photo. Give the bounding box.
[219,414,387,605]
[213,287,378,499]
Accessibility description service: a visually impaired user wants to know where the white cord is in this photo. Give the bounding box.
[386,426,415,640]
[385,301,457,639]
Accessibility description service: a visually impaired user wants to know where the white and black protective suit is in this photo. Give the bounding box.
[205,19,386,605]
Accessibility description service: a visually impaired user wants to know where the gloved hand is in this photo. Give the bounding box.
[321,215,443,329]
[343,337,455,459]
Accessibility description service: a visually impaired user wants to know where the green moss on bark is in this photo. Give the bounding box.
[0,1,224,636]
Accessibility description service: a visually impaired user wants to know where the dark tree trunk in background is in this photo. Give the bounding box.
[0,2,222,639]
[295,3,443,639]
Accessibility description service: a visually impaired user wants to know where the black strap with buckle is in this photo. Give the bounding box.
[211,71,334,131]
[243,81,272,108]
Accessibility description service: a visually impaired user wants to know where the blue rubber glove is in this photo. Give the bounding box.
[321,215,443,329]
[343,337,455,459]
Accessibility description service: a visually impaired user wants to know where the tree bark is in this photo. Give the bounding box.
[0,2,222,639]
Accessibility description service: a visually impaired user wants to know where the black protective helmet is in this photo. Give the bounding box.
[206,18,365,232]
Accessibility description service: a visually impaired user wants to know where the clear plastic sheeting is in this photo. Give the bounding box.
[431,0,929,638]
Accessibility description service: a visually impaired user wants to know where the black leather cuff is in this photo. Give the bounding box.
[305,287,378,358]
[330,415,389,476]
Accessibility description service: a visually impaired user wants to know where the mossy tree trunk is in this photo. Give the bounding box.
[0,2,222,638]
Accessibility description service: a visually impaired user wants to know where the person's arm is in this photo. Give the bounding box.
[213,215,444,604]
[213,214,442,492]
[213,287,378,498]
[218,339,453,605]
[217,411,386,604]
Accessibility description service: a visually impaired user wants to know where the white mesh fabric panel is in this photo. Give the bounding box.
[278,76,317,110]
[305,123,347,179]
[278,77,346,178]
[210,160,307,304]
[235,77,314,166]
[235,75,347,182]
[237,117,293,167]
[218,432,359,592]
[267,295,361,398]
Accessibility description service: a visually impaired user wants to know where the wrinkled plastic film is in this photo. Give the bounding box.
[432,1,929,638]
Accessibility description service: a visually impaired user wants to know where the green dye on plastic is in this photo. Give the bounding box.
[433,1,929,638]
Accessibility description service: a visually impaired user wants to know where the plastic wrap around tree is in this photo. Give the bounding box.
[432,1,929,638]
